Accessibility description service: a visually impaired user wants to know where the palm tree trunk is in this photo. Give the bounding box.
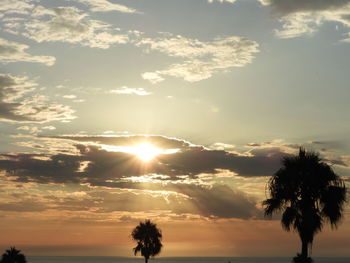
[301,240,308,259]
[145,257,148,263]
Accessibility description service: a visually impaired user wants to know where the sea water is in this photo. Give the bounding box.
[26,257,350,263]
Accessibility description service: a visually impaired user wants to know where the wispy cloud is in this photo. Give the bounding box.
[0,37,55,65]
[137,34,259,83]
[109,87,151,96]
[3,6,130,49]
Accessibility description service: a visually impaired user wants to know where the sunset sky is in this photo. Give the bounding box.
[1,0,350,258]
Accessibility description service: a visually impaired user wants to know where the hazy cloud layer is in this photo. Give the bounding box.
[0,37,55,65]
[0,74,75,123]
[138,34,259,83]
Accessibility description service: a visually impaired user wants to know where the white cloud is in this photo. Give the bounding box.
[0,37,55,65]
[63,95,77,99]
[138,34,259,83]
[0,74,76,123]
[4,6,130,49]
[109,87,151,96]
[141,72,165,84]
[73,0,140,13]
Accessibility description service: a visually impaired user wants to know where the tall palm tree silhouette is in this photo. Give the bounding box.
[263,148,347,263]
[0,247,27,263]
[131,219,163,263]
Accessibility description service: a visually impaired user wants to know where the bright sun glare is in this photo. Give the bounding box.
[100,142,179,162]
[132,143,161,162]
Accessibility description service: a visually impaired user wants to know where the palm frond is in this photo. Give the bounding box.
[281,207,297,231]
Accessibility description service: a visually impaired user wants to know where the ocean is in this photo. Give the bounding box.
[25,257,350,263]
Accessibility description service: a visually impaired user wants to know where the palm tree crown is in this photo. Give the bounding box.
[131,220,163,263]
[0,247,27,263]
[263,148,347,263]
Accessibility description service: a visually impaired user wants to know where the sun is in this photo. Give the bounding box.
[99,141,180,162]
[132,143,162,162]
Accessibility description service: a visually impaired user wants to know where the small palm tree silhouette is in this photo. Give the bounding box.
[131,219,163,263]
[263,148,347,263]
[0,247,27,263]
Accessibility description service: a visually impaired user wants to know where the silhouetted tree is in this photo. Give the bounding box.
[131,219,162,263]
[0,247,27,263]
[263,148,347,263]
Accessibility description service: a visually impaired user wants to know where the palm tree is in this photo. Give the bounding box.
[131,219,163,263]
[263,148,347,263]
[0,247,27,263]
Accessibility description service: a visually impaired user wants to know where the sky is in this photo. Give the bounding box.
[1,0,350,258]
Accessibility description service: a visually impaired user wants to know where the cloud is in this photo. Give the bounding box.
[0,37,55,65]
[63,95,77,99]
[259,0,350,40]
[0,177,259,219]
[2,135,348,219]
[46,134,195,149]
[215,0,350,40]
[0,140,261,219]
[109,87,151,96]
[0,0,33,15]
[16,125,56,135]
[0,135,287,186]
[141,72,165,84]
[137,34,259,83]
[4,6,130,49]
[73,0,140,14]
[0,74,76,123]
[0,199,47,212]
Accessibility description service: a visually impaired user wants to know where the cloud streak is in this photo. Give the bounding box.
[138,34,259,83]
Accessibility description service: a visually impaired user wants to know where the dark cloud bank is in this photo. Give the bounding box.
[0,135,293,219]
